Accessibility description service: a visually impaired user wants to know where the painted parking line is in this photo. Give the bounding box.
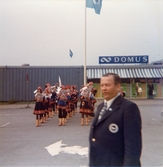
[1,122,10,128]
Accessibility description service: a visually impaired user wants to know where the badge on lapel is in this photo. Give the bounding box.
[109,108,112,111]
[109,123,119,133]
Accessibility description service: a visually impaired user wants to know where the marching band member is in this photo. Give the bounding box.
[50,86,57,116]
[90,87,97,117]
[79,82,94,126]
[33,86,45,127]
[71,85,79,113]
[79,93,90,126]
[66,93,71,121]
[69,90,76,117]
[65,85,71,120]
[43,87,52,121]
[57,85,68,126]
[45,83,53,118]
[79,82,97,125]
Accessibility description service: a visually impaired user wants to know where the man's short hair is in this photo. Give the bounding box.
[102,73,121,85]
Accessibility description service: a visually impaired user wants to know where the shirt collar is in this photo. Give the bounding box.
[104,93,120,109]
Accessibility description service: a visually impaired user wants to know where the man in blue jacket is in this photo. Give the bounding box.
[89,73,142,167]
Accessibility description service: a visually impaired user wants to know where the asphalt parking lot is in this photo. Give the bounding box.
[0,99,163,167]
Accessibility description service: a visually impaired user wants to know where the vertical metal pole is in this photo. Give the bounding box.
[26,73,29,108]
[84,0,87,85]
[130,78,132,98]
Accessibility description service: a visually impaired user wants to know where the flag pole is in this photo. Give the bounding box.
[84,0,102,84]
[84,0,87,85]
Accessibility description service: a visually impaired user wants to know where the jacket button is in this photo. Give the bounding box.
[92,138,96,142]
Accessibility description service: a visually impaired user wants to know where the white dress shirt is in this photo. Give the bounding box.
[104,93,120,110]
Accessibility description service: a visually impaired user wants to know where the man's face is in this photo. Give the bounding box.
[100,75,120,101]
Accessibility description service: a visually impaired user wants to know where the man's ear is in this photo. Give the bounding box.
[117,84,121,91]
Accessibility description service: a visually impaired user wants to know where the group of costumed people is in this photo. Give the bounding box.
[33,82,97,127]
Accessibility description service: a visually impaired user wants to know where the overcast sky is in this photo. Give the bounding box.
[0,0,163,66]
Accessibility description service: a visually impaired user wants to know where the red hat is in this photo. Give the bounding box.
[37,86,42,90]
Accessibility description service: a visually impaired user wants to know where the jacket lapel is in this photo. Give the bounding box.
[97,96,123,125]
[92,102,104,126]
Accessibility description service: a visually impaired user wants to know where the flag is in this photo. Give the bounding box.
[69,49,73,58]
[86,0,102,15]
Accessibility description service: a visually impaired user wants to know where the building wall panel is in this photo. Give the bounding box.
[0,66,84,102]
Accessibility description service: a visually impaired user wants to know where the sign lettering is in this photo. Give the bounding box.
[99,55,149,64]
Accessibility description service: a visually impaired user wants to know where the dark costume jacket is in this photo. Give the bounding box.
[89,95,142,167]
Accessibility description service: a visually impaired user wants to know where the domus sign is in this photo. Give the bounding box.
[99,55,149,64]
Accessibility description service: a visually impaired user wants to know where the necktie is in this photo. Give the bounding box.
[97,102,107,124]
